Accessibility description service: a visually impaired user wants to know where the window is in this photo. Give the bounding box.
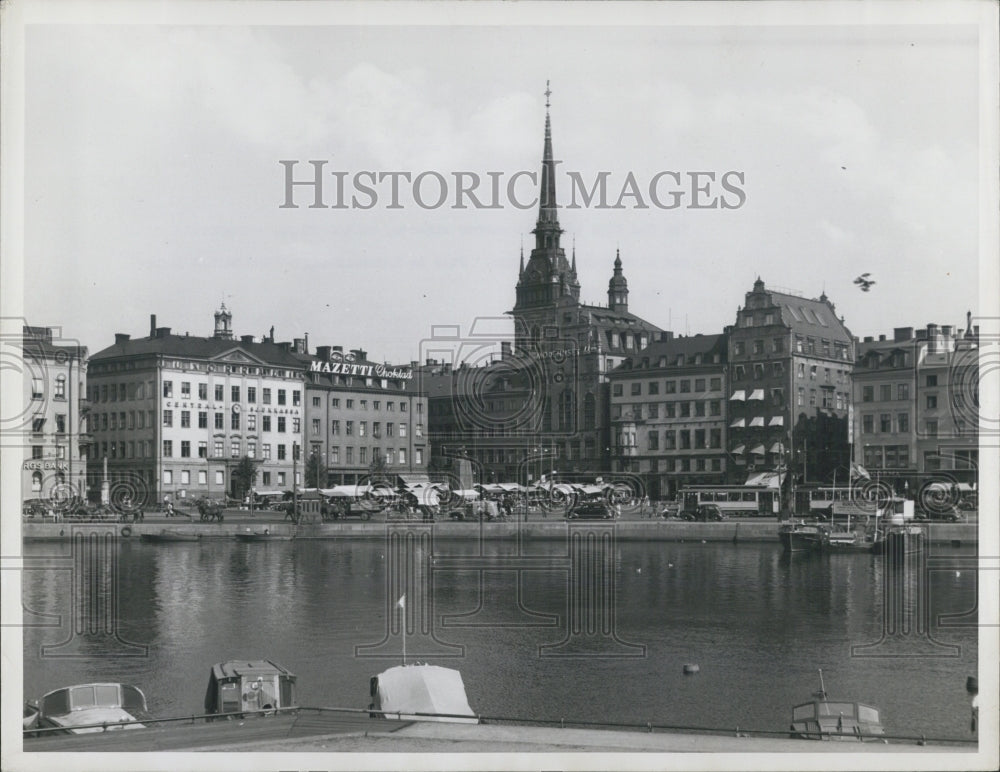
[398,448,406,465]
[925,420,938,437]
[247,414,256,431]
[734,365,746,380]
[331,447,340,464]
[292,390,301,406]
[416,424,423,438]
[360,447,368,464]
[231,439,240,458]
[32,417,45,433]
[54,375,66,399]
[695,401,706,417]
[198,383,208,400]
[710,377,722,391]
[734,341,745,356]
[710,400,722,416]
[372,422,381,438]
[231,411,240,430]
[360,399,368,410]
[278,389,286,405]
[163,470,172,484]
[399,423,407,438]
[332,420,340,435]
[163,409,173,427]
[772,338,784,353]
[181,410,191,428]
[862,386,874,402]
[312,396,321,407]
[630,383,641,396]
[163,381,173,398]
[752,340,764,355]
[181,381,190,398]
[198,441,207,458]
[387,401,394,411]
[897,413,909,433]
[346,447,354,464]
[213,412,222,429]
[332,398,340,408]
[926,375,938,387]
[31,377,43,399]
[346,420,354,436]
[247,440,256,458]
[648,381,659,395]
[312,418,320,435]
[247,386,256,403]
[695,429,706,448]
[214,440,224,457]
[679,402,691,418]
[292,417,300,433]
[679,380,691,393]
[277,472,286,486]
[181,440,191,458]
[926,394,938,409]
[346,399,354,409]
[278,416,286,433]
[665,381,676,394]
[277,444,286,460]
[215,385,224,401]
[231,386,240,403]
[415,448,423,465]
[898,383,909,400]
[710,429,721,448]
[263,388,272,405]
[163,440,173,457]
[880,414,892,433]
[198,411,208,428]
[648,431,659,450]
[262,415,271,432]
[694,378,706,392]
[31,445,42,459]
[401,402,408,412]
[373,400,381,410]
[679,430,691,449]
[648,403,659,419]
[879,384,892,401]
[387,422,394,437]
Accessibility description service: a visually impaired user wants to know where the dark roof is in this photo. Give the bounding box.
[610,333,727,374]
[20,326,87,360]
[90,333,305,368]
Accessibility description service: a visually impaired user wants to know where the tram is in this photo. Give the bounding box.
[680,485,780,517]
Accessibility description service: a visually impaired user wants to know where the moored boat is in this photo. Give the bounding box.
[369,664,478,723]
[140,529,201,543]
[790,670,885,741]
[816,525,877,553]
[235,528,294,542]
[32,683,150,734]
[779,521,821,552]
[204,659,298,718]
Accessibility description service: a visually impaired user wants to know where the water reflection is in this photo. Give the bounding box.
[23,537,977,739]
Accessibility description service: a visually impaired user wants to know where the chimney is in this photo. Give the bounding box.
[351,348,367,361]
[304,333,309,355]
[241,335,254,344]
[915,329,927,340]
[332,345,343,353]
[878,334,886,342]
[864,336,874,343]
[155,327,171,338]
[278,341,292,352]
[150,314,157,337]
[269,325,275,342]
[316,345,332,361]
[115,333,130,344]
[926,323,938,353]
[410,360,418,370]
[501,341,512,359]
[941,325,953,340]
[894,327,913,342]
[660,331,674,341]
[294,338,305,354]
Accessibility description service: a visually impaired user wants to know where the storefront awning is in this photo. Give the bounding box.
[768,416,784,426]
[729,390,746,401]
[749,416,765,427]
[731,445,745,455]
[730,418,745,428]
[748,389,765,401]
[750,445,766,455]
[769,443,784,454]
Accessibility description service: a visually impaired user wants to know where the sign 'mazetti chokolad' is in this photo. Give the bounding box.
[309,348,413,380]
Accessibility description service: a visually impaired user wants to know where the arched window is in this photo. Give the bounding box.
[558,390,574,432]
[55,375,66,399]
[583,393,596,430]
[31,471,42,493]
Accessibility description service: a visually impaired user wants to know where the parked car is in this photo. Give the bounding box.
[566,498,616,520]
[682,504,726,522]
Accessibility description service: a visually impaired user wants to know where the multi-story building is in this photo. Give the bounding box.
[853,318,979,490]
[87,306,309,504]
[299,345,429,486]
[20,325,89,500]
[426,91,662,483]
[727,279,854,486]
[608,331,729,498]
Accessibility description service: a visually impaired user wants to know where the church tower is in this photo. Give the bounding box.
[213,303,233,340]
[607,250,629,312]
[513,82,581,324]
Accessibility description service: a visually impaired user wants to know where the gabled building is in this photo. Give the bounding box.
[727,278,854,486]
[87,307,309,504]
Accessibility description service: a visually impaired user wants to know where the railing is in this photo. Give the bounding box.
[24,704,979,747]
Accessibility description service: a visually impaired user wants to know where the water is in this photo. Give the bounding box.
[22,536,978,740]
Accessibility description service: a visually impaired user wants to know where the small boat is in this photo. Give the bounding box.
[368,664,478,723]
[235,528,294,542]
[140,529,201,543]
[790,669,885,741]
[778,521,821,552]
[816,525,877,553]
[204,659,297,718]
[32,683,150,734]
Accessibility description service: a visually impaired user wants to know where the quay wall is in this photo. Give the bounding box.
[21,520,979,545]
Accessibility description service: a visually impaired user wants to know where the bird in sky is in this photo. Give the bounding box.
[853,273,876,292]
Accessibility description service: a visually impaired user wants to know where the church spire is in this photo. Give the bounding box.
[519,238,525,277]
[534,80,561,244]
[608,249,629,312]
[571,236,577,272]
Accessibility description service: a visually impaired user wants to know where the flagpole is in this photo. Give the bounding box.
[398,594,406,666]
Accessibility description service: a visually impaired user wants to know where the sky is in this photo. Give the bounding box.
[16,5,987,365]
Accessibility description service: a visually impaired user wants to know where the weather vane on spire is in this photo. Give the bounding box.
[545,80,551,110]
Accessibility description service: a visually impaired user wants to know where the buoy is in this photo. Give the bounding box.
[683,664,700,675]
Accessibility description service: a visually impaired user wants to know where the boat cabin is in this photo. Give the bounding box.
[204,659,297,717]
[369,664,477,723]
[790,699,885,740]
[37,683,148,733]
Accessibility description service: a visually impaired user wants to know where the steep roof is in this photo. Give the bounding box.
[610,333,727,374]
[90,333,306,368]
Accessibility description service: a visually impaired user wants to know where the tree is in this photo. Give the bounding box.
[305,449,324,488]
[231,456,261,500]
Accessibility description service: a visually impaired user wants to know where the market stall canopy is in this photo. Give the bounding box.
[744,471,784,488]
